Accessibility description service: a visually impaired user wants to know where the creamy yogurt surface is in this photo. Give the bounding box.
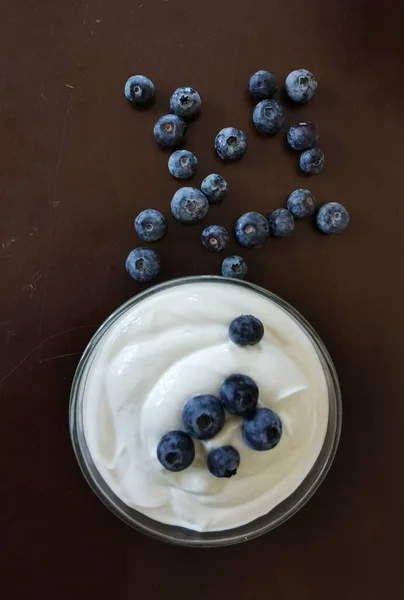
[83,281,329,532]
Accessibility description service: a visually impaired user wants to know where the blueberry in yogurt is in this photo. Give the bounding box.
[157,430,195,472]
[182,395,225,440]
[207,446,240,478]
[242,407,282,451]
[220,374,259,418]
[229,315,264,346]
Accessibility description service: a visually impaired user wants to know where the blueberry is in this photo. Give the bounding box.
[125,247,161,282]
[124,75,155,106]
[134,209,166,242]
[182,395,225,441]
[153,114,187,148]
[215,127,247,161]
[252,99,284,134]
[168,150,197,180]
[201,225,229,252]
[287,189,316,218]
[300,148,324,174]
[248,70,279,100]
[287,122,318,151]
[157,431,195,472]
[171,187,209,224]
[221,255,248,280]
[229,315,264,346]
[268,208,295,237]
[170,87,201,121]
[220,374,259,418]
[242,407,282,451]
[316,202,350,234]
[285,69,317,103]
[207,446,240,478]
[235,212,269,249]
[201,174,228,204]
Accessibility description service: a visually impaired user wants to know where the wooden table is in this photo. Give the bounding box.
[1,0,403,597]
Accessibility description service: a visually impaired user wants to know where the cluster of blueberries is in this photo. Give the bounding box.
[124,70,350,284]
[157,315,282,479]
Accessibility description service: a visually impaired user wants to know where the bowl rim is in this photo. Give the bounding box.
[69,275,342,547]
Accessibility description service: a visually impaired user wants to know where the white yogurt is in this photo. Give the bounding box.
[83,282,329,532]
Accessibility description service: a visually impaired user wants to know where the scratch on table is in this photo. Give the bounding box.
[23,267,45,299]
[1,236,19,254]
[39,351,82,364]
[38,86,74,345]
[0,324,95,388]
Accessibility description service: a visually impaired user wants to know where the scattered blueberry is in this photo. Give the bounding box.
[170,187,209,224]
[248,70,279,100]
[316,202,350,234]
[182,395,225,441]
[287,122,318,151]
[287,189,316,218]
[220,374,259,418]
[242,407,282,451]
[124,75,155,106]
[215,127,247,161]
[252,99,284,134]
[170,87,201,121]
[221,255,248,280]
[201,225,229,252]
[235,212,269,249]
[153,114,187,148]
[125,247,161,282]
[285,69,317,103]
[268,208,295,237]
[157,430,195,472]
[229,315,264,346]
[134,209,166,242]
[168,150,197,180]
[207,446,240,478]
[300,148,324,174]
[201,174,228,204]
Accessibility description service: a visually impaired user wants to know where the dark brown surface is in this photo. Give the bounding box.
[1,0,403,596]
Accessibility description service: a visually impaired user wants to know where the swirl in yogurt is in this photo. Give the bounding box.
[83,282,329,532]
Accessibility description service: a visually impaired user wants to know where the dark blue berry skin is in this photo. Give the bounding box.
[134,209,166,242]
[220,374,259,418]
[253,99,284,134]
[157,431,195,472]
[242,407,282,451]
[229,315,264,346]
[285,69,317,103]
[316,202,350,234]
[153,114,187,148]
[235,212,269,249]
[169,87,201,121]
[201,225,229,252]
[215,127,247,161]
[170,187,209,224]
[207,446,240,478]
[287,189,316,218]
[268,208,295,237]
[168,150,197,180]
[248,70,278,100]
[125,247,161,282]
[221,255,248,280]
[287,122,318,151]
[300,148,324,174]
[201,174,228,204]
[124,75,155,106]
[182,395,225,441]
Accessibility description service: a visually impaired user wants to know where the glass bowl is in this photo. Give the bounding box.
[69,276,342,547]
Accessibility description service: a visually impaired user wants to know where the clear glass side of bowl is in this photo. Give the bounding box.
[69,276,342,547]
